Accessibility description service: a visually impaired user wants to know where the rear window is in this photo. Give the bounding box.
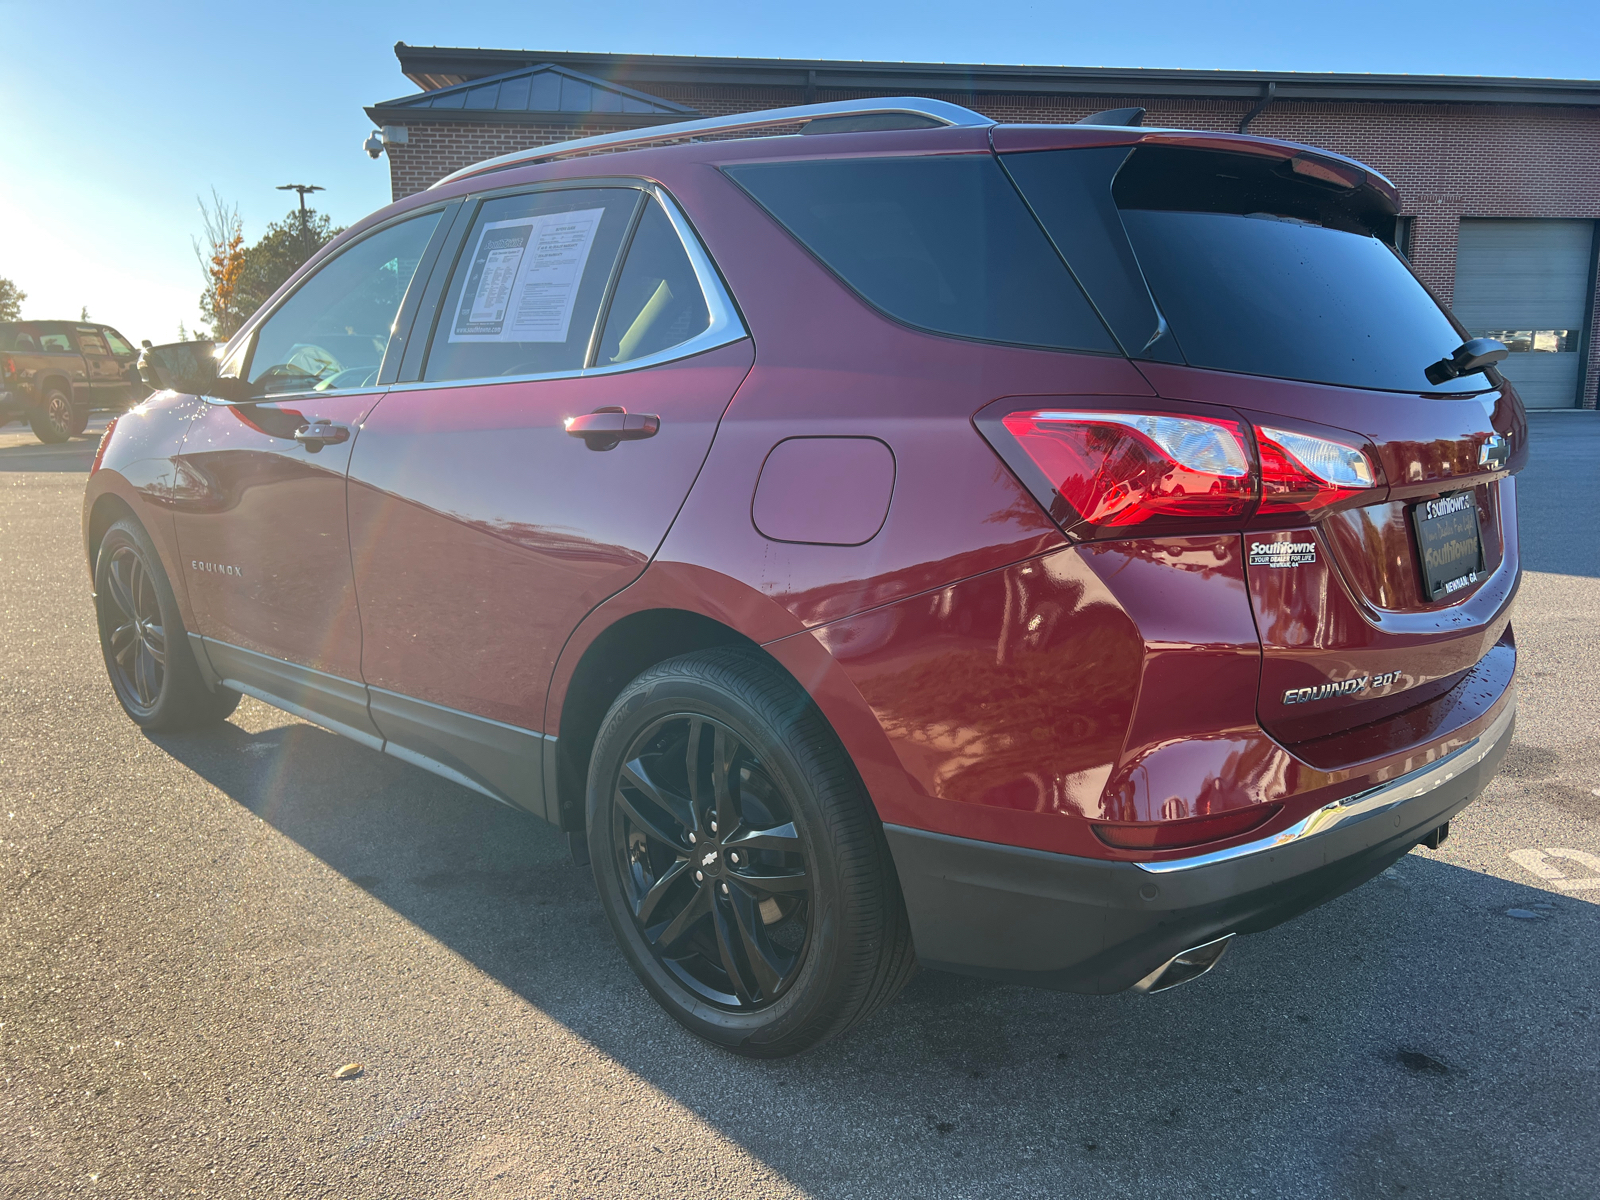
[1122,211,1484,394]
[1008,146,1487,394]
[723,156,1116,354]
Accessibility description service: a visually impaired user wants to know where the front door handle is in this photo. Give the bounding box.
[293,421,351,452]
[564,406,660,452]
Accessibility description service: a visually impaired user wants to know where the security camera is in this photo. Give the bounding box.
[364,132,385,160]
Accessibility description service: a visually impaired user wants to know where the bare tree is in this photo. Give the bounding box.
[193,190,246,339]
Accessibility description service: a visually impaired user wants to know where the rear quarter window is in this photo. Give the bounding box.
[723,155,1116,354]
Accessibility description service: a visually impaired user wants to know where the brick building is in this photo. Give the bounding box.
[365,44,1600,408]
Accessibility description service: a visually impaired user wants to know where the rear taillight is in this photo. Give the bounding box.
[983,407,1383,538]
[1092,803,1281,851]
[996,410,1253,536]
[3,356,14,378]
[1256,425,1377,516]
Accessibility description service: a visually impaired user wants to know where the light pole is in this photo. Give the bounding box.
[276,184,325,264]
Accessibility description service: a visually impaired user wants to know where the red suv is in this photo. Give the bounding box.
[85,99,1523,1057]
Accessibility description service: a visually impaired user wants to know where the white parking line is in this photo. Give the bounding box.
[1507,848,1600,891]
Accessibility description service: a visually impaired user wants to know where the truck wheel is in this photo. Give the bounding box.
[588,647,917,1057]
[30,385,75,444]
[68,401,91,437]
[94,516,242,730]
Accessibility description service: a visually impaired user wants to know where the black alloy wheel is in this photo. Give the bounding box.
[588,648,917,1057]
[612,713,812,1009]
[102,541,167,715]
[94,517,241,730]
[30,386,75,444]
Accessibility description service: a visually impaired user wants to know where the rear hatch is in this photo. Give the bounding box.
[997,131,1526,753]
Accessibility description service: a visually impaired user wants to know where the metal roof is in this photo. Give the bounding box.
[391,43,1600,109]
[367,62,698,127]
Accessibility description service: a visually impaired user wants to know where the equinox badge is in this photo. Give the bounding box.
[1284,669,1403,705]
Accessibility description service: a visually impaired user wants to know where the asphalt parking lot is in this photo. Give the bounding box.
[2,412,1597,1199]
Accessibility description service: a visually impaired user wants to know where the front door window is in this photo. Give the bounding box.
[246,212,442,397]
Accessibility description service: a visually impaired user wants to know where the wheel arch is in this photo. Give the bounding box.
[550,607,760,831]
[85,491,138,579]
[37,373,74,404]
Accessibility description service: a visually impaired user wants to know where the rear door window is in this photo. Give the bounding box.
[423,187,638,382]
[596,198,711,366]
[723,155,1116,354]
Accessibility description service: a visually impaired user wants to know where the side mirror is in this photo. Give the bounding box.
[1425,337,1508,386]
[136,341,255,403]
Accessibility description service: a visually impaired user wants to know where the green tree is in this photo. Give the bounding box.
[234,208,343,320]
[193,197,343,340]
[0,276,25,321]
[80,306,90,321]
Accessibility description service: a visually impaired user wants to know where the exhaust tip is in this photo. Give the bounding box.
[1131,933,1236,994]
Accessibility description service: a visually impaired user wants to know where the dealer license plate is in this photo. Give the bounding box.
[1411,491,1483,600]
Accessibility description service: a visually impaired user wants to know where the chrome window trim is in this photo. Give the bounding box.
[397,183,748,394]
[433,97,995,188]
[1135,695,1516,875]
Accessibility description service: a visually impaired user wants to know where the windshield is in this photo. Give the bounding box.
[1122,209,1490,393]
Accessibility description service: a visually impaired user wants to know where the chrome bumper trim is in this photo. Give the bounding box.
[1135,695,1516,875]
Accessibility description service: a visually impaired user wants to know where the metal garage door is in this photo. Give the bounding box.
[1453,219,1595,408]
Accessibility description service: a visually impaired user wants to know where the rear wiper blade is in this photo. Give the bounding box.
[1425,338,1507,385]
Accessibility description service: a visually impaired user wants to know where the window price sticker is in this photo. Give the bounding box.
[449,208,605,344]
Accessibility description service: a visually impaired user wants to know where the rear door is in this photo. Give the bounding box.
[346,184,752,817]
[173,207,449,744]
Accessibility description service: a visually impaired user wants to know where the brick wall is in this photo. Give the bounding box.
[383,87,1600,407]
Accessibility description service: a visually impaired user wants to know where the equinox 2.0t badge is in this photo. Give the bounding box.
[1284,669,1403,705]
[1249,540,1316,568]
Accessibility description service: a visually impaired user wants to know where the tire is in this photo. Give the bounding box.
[588,647,917,1057]
[94,516,241,731]
[29,383,75,444]
[68,401,91,437]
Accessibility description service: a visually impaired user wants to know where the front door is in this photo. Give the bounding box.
[173,208,446,744]
[75,327,124,409]
[346,186,752,815]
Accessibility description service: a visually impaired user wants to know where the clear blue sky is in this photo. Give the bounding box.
[3,0,1596,343]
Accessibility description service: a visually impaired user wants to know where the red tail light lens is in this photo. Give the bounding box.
[1092,804,1281,851]
[3,356,14,378]
[1255,425,1378,515]
[997,410,1254,534]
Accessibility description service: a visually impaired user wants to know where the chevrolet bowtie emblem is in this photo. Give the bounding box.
[1478,432,1509,469]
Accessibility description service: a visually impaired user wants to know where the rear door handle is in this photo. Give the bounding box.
[293,421,351,452]
[564,406,660,451]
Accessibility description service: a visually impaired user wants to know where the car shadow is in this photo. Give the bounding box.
[147,716,1599,1198]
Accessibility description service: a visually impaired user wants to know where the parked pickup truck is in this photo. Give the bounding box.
[0,321,147,443]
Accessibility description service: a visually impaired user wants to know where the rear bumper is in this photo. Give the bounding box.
[885,693,1515,994]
